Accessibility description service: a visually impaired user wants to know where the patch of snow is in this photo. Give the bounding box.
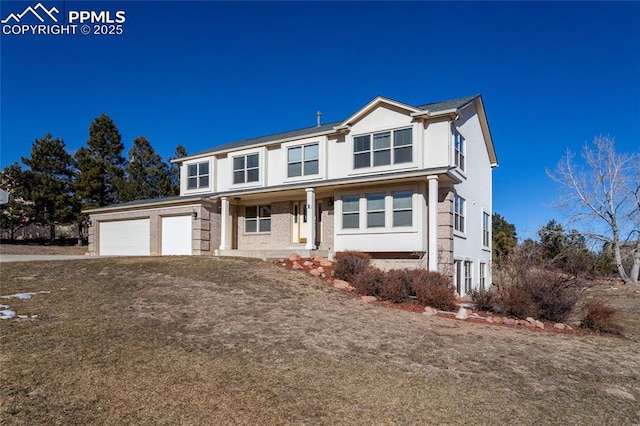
[17,315,28,319]
[1,309,16,319]
[0,304,9,309]
[1,291,50,300]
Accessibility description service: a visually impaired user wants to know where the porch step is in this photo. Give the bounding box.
[215,249,330,261]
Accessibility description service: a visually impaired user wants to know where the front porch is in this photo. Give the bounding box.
[215,248,331,261]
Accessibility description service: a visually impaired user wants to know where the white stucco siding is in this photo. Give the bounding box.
[326,105,420,180]
[423,119,451,169]
[451,103,493,289]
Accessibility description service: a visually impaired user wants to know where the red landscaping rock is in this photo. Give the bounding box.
[423,306,438,316]
[333,280,351,290]
[309,268,322,276]
[289,253,302,261]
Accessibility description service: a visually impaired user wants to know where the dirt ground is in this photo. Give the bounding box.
[1,256,639,425]
[0,243,87,255]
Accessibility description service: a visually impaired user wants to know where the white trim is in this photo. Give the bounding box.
[229,147,266,189]
[182,158,213,195]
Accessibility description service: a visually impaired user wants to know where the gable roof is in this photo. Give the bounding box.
[184,121,342,160]
[176,94,489,162]
[416,94,479,113]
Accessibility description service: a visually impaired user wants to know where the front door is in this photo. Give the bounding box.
[292,201,307,243]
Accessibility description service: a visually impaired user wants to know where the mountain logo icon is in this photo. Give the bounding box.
[1,3,59,24]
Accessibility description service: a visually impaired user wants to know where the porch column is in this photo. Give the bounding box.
[427,176,438,271]
[219,196,229,250]
[305,188,316,250]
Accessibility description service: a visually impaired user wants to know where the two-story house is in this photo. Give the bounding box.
[85,94,497,295]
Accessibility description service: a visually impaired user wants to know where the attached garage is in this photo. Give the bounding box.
[161,215,193,255]
[99,219,151,256]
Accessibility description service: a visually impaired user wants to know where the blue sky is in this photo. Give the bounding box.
[1,1,639,240]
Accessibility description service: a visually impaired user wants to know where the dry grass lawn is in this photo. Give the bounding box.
[0,243,87,255]
[1,256,639,425]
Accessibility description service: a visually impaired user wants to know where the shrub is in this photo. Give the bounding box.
[495,284,536,318]
[581,299,624,334]
[351,267,385,297]
[410,270,457,311]
[469,287,496,312]
[521,270,580,322]
[333,251,371,283]
[378,269,411,303]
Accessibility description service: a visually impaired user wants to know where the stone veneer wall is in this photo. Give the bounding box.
[236,201,292,250]
[437,188,454,278]
[318,198,334,252]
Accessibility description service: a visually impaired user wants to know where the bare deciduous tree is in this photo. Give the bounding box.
[548,135,639,284]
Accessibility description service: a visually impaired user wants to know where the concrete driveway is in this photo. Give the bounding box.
[0,254,103,262]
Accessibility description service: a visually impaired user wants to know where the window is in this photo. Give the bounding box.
[479,263,486,289]
[288,143,319,177]
[392,191,412,227]
[341,190,414,230]
[354,135,371,168]
[187,161,209,190]
[394,128,413,163]
[464,261,472,294]
[353,128,412,169]
[454,260,462,294]
[233,153,259,184]
[245,205,271,233]
[483,212,490,247]
[342,195,360,229]
[454,195,465,233]
[454,128,465,171]
[366,193,385,228]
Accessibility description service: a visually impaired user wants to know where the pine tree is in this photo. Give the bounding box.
[75,114,126,208]
[492,213,517,266]
[168,144,187,196]
[123,136,172,201]
[538,220,566,261]
[0,163,36,240]
[22,134,75,240]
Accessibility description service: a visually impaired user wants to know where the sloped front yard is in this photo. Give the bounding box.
[1,256,639,425]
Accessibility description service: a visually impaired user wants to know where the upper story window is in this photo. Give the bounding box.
[233,153,259,184]
[353,128,412,169]
[482,212,490,247]
[288,143,319,177]
[187,161,209,190]
[245,204,271,233]
[453,128,465,171]
[454,194,465,233]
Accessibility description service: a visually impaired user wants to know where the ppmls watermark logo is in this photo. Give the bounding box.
[1,2,126,36]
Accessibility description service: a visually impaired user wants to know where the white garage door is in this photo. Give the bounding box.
[161,216,192,255]
[99,219,150,256]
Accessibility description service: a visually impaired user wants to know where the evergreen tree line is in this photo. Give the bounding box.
[0,114,188,242]
[492,214,618,277]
